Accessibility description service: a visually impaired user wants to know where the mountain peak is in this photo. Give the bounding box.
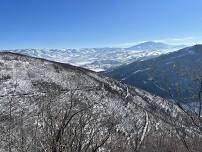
[127,41,186,51]
[127,41,170,51]
[139,41,167,45]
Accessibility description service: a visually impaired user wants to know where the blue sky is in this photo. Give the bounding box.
[0,0,202,49]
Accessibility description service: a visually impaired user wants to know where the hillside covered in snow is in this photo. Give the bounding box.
[106,45,202,113]
[0,52,201,152]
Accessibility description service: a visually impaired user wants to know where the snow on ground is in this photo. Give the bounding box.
[0,44,184,72]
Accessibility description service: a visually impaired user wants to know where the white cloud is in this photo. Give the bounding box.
[156,37,202,46]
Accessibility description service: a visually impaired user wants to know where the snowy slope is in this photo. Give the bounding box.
[0,52,201,151]
[106,45,202,111]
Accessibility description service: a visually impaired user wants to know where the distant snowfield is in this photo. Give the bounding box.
[0,42,185,72]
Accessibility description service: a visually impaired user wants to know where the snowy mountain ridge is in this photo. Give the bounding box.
[0,52,201,151]
[127,41,185,51]
[106,45,202,112]
[0,42,185,72]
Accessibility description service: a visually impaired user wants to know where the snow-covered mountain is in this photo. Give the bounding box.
[0,52,201,151]
[127,41,185,51]
[106,45,202,112]
[0,42,185,72]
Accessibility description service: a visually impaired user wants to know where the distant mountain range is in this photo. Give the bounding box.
[0,41,185,72]
[106,45,202,111]
[127,41,185,51]
[0,52,201,151]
